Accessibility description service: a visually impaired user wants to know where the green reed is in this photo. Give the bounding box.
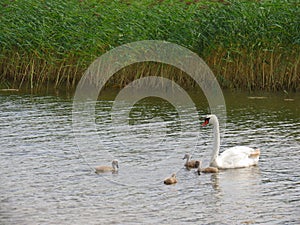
[0,0,299,91]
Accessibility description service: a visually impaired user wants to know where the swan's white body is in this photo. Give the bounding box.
[203,115,260,169]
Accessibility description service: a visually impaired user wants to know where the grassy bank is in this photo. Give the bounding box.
[0,0,299,92]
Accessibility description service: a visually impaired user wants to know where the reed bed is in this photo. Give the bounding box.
[0,0,299,92]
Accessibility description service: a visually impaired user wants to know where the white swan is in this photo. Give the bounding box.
[202,115,260,169]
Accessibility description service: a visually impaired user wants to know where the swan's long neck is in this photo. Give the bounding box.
[185,155,191,164]
[211,119,220,165]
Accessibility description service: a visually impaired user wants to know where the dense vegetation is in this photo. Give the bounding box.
[0,0,299,92]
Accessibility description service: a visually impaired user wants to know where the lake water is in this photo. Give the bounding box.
[1,90,299,224]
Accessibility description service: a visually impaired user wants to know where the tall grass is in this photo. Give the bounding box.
[0,0,299,92]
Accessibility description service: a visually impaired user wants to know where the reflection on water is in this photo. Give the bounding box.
[0,91,299,224]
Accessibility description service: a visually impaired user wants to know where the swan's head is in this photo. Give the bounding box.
[183,153,191,160]
[112,159,119,170]
[201,114,218,126]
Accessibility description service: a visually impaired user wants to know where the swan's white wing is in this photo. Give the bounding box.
[218,146,259,168]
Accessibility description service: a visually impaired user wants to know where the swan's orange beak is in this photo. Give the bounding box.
[202,119,209,126]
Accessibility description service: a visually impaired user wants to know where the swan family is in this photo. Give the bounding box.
[95,114,261,185]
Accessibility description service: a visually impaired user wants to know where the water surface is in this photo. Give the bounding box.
[1,90,299,224]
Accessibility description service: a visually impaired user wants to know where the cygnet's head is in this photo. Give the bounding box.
[183,153,191,160]
[112,159,119,170]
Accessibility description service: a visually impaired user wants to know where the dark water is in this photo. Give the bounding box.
[1,90,299,224]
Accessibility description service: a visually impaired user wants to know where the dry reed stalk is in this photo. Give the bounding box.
[0,47,299,92]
